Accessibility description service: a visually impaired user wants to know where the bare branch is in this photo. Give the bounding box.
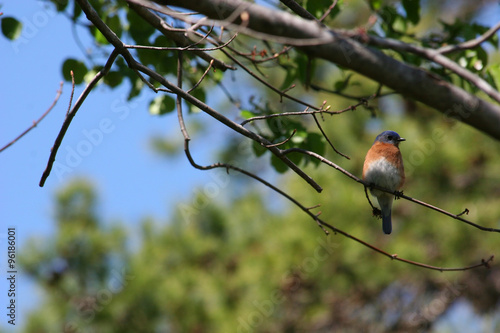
[39,49,119,187]
[0,82,63,153]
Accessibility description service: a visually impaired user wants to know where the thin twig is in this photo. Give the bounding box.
[240,100,365,126]
[0,82,63,153]
[187,59,214,93]
[364,186,377,211]
[220,48,323,110]
[280,0,319,22]
[310,83,396,101]
[66,71,76,116]
[263,129,297,148]
[438,21,500,54]
[175,64,327,235]
[176,51,190,141]
[311,112,350,159]
[39,49,119,187]
[124,31,237,52]
[228,45,292,64]
[319,0,339,22]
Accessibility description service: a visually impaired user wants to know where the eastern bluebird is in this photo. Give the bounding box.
[363,131,405,234]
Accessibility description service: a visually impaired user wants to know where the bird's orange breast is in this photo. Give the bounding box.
[363,141,405,189]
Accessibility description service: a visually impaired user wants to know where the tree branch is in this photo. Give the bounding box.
[153,0,500,141]
[39,50,119,187]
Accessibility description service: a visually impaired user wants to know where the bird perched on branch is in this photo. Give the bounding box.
[363,130,405,234]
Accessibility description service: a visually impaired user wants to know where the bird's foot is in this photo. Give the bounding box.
[394,190,404,200]
[372,207,382,218]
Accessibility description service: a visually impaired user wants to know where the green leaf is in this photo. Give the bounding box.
[106,15,122,39]
[302,133,326,165]
[291,130,307,144]
[280,66,297,91]
[334,74,353,92]
[402,0,420,25]
[296,54,311,85]
[90,25,108,45]
[252,140,267,157]
[83,68,99,83]
[149,95,176,116]
[126,9,156,44]
[487,64,500,91]
[72,2,82,21]
[1,17,22,40]
[270,154,289,173]
[368,0,382,10]
[305,0,340,20]
[475,47,488,70]
[51,0,68,12]
[103,71,123,88]
[187,89,206,113]
[62,58,88,84]
[127,76,144,100]
[240,110,255,120]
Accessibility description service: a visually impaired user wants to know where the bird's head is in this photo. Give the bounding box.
[374,130,406,147]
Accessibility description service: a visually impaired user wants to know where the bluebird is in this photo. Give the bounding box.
[363,131,405,234]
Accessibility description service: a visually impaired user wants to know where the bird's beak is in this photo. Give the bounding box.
[398,137,406,142]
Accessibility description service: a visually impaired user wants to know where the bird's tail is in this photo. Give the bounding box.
[377,195,393,235]
[382,213,392,234]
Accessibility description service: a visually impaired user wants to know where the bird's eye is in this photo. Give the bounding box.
[388,135,393,140]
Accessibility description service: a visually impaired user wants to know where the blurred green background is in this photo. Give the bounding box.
[3,0,500,332]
